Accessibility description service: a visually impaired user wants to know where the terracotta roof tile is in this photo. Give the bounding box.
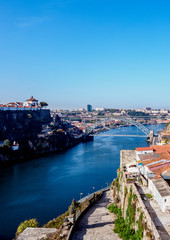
[136,147,153,151]
[26,96,38,102]
[151,144,170,153]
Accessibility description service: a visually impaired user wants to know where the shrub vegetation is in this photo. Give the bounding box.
[16,219,39,237]
[43,210,69,228]
[110,187,144,240]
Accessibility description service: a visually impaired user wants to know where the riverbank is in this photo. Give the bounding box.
[0,136,82,165]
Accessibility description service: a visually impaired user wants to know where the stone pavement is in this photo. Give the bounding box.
[71,190,120,240]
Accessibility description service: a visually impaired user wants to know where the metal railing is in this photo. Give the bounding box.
[78,186,110,203]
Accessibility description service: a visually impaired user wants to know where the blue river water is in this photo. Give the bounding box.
[0,124,165,239]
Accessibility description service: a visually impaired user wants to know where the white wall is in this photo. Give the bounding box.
[148,179,166,212]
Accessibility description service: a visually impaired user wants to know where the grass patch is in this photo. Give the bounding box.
[107,204,121,215]
[145,194,153,199]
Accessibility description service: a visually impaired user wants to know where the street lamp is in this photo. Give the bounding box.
[80,193,83,200]
[106,182,109,188]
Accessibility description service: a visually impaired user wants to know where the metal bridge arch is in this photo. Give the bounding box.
[85,116,150,136]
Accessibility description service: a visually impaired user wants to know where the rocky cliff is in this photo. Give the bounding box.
[0,110,81,163]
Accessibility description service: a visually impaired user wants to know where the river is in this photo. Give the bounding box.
[0,124,165,239]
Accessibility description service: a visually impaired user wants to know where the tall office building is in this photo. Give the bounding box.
[87,104,92,112]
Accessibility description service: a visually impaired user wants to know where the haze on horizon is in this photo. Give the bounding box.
[0,0,170,109]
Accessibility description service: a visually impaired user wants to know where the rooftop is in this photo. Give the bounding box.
[138,153,158,161]
[26,96,38,102]
[152,178,170,197]
[121,150,137,168]
[136,147,153,151]
[151,144,170,153]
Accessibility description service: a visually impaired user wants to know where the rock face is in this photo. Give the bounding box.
[0,110,51,142]
[16,227,57,240]
[0,110,81,163]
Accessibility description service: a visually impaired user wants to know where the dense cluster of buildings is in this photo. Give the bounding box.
[123,144,170,213]
[52,106,170,134]
[136,145,170,212]
[121,144,170,238]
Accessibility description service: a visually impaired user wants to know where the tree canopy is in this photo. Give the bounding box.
[39,102,48,108]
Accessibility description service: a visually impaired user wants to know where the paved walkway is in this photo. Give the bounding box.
[71,190,120,240]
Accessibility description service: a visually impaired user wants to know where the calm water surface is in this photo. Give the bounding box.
[0,124,165,239]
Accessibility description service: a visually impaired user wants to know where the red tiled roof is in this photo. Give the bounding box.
[138,154,156,161]
[153,165,170,177]
[140,152,170,166]
[158,151,170,159]
[136,147,153,151]
[16,102,23,105]
[149,162,170,171]
[151,145,170,153]
[7,102,15,105]
[26,96,38,102]
[142,158,160,165]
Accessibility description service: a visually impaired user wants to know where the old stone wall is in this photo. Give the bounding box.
[114,169,162,240]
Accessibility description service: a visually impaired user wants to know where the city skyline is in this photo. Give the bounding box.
[1,0,170,109]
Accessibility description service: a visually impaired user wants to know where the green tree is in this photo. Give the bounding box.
[4,139,11,147]
[39,102,48,108]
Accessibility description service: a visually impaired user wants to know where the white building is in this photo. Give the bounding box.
[136,147,153,161]
[12,142,19,151]
[95,108,105,111]
[23,96,38,107]
[160,109,168,114]
[148,177,170,212]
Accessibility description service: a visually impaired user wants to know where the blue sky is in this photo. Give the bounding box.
[0,0,170,109]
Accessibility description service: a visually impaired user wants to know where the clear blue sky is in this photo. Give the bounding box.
[0,0,170,109]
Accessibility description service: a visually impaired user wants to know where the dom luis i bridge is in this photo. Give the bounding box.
[83,115,154,143]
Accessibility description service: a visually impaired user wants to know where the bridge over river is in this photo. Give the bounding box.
[83,115,154,142]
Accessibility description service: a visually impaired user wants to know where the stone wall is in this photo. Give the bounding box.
[115,167,162,240]
[132,184,161,240]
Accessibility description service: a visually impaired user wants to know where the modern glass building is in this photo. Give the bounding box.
[87,104,92,112]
